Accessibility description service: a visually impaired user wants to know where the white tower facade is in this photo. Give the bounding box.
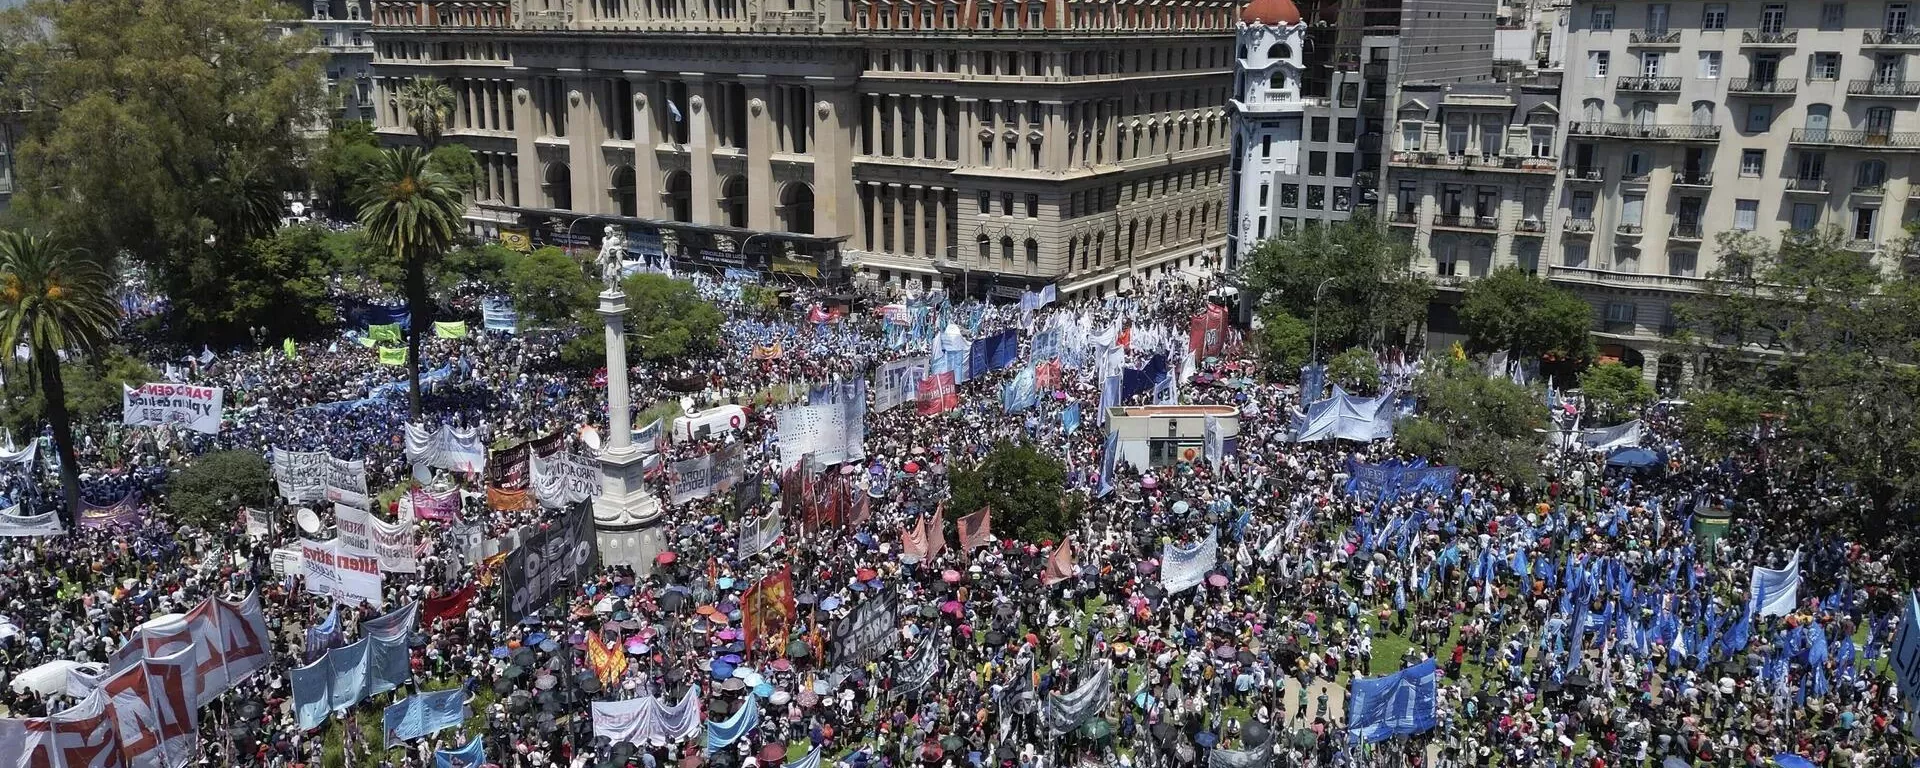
[1226,0,1308,273]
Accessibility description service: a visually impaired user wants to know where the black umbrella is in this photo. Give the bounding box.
[1243,722,1271,748]
[509,692,533,714]
[787,640,812,657]
[538,690,565,713]
[983,631,1007,646]
[577,672,604,694]
[503,664,528,679]
[660,592,688,612]
[612,741,639,758]
[492,677,514,695]
[1151,723,1177,745]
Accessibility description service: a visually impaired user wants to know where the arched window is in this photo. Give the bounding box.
[663,171,691,222]
[1581,99,1604,124]
[1024,238,1039,271]
[1804,104,1832,134]
[1266,43,1292,60]
[544,163,572,211]
[1690,100,1715,126]
[721,176,748,229]
[1000,236,1015,264]
[976,233,990,263]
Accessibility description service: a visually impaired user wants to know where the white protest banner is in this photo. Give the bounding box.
[298,538,385,608]
[326,456,369,509]
[873,356,928,413]
[0,504,65,537]
[242,507,270,538]
[372,517,418,574]
[334,504,373,554]
[123,383,224,434]
[271,547,302,577]
[299,538,340,597]
[273,449,328,502]
[1161,526,1218,594]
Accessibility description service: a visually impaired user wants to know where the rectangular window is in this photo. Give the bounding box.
[1741,149,1765,177]
[1746,104,1774,132]
[1564,243,1591,268]
[1646,3,1670,31]
[1335,153,1354,178]
[1890,3,1911,33]
[1606,301,1638,324]
[1734,199,1759,230]
[1811,52,1841,81]
[1820,2,1845,29]
[1310,117,1329,143]
[1261,135,1271,158]
[1670,250,1697,277]
[1854,207,1878,241]
[1698,51,1721,79]
[1792,202,1820,231]
[1280,183,1299,208]
[1590,51,1610,78]
[1530,127,1554,157]
[978,191,992,213]
[1306,185,1325,210]
[1257,215,1268,238]
[1591,5,1614,29]
[1337,118,1357,144]
[1024,193,1039,218]
[1760,4,1785,34]
[1796,151,1825,180]
[1001,191,1014,215]
[1308,151,1327,176]
[1641,51,1664,78]
[1401,121,1423,151]
[1258,184,1270,207]
[1702,3,1726,29]
[1621,194,1645,227]
[1334,187,1352,212]
[1397,181,1418,213]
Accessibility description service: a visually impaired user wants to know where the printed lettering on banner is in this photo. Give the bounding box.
[0,505,66,537]
[372,517,419,573]
[873,357,928,413]
[273,449,328,502]
[300,538,340,598]
[829,593,900,666]
[335,547,385,609]
[669,455,715,504]
[122,383,223,434]
[325,457,368,508]
[502,504,598,625]
[214,592,274,682]
[242,507,269,538]
[334,504,373,554]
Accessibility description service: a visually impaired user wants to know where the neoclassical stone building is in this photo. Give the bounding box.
[370,0,1237,296]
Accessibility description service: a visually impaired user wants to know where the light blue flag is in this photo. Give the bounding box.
[704,694,761,753]
[361,601,418,642]
[1097,373,1121,425]
[1003,367,1037,414]
[383,688,468,747]
[1061,403,1082,435]
[435,737,487,768]
[328,638,371,712]
[1096,430,1118,498]
[369,631,413,697]
[785,745,823,768]
[1749,550,1801,618]
[291,658,333,731]
[1345,659,1438,745]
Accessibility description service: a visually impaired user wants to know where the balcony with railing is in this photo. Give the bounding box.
[1568,121,1721,141]
[1628,29,1681,46]
[1385,209,1418,225]
[1673,170,1714,186]
[1854,182,1888,196]
[1863,29,1920,46]
[1617,76,1682,92]
[1564,217,1596,234]
[1728,77,1798,95]
[1389,151,1558,174]
[1848,79,1920,97]
[1516,218,1547,234]
[1784,176,1831,193]
[1790,129,1920,149]
[1433,213,1499,230]
[1740,30,1798,46]
[1670,222,1704,240]
[1564,165,1605,183]
[1621,170,1653,185]
[1548,265,1710,290]
[1616,222,1646,238]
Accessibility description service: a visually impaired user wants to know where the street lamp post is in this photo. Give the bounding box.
[1310,276,1336,366]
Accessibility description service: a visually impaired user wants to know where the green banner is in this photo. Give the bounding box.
[282,338,296,360]
[378,347,409,366]
[432,321,468,339]
[368,323,403,343]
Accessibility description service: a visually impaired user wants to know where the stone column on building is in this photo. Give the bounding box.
[743,77,776,230]
[686,76,717,224]
[567,77,609,214]
[629,75,662,219]
[810,80,857,240]
[935,187,949,262]
[957,98,977,166]
[513,77,542,208]
[593,282,666,574]
[1043,100,1066,172]
[935,97,948,162]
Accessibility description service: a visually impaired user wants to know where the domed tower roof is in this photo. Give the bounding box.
[1239,0,1301,26]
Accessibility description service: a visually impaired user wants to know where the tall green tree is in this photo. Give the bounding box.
[948,441,1082,543]
[1677,227,1920,524]
[1251,306,1311,379]
[1242,218,1432,353]
[396,77,456,149]
[0,232,119,524]
[427,144,483,196]
[1577,361,1654,422]
[1325,348,1383,394]
[1397,356,1548,487]
[356,148,465,418]
[1457,265,1596,362]
[505,247,595,327]
[620,273,725,362]
[0,0,323,324]
[310,121,385,217]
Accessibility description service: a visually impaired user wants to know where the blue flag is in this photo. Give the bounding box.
[435,737,486,768]
[383,688,468,747]
[1096,430,1119,498]
[1061,403,1082,435]
[1344,659,1438,744]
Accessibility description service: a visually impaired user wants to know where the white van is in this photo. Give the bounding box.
[672,404,750,445]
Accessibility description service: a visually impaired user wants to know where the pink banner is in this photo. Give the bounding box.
[407,488,461,522]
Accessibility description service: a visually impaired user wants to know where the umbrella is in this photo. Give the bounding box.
[759,745,788,763]
[754,681,774,697]
[787,640,812,657]
[1237,650,1256,664]
[1212,646,1235,660]
[535,674,558,690]
[984,631,1007,646]
[919,604,939,618]
[577,673,604,694]
[771,690,792,705]
[1243,722,1271,747]
[770,659,792,672]
[1194,732,1217,749]
[491,647,510,659]
[856,568,879,581]
[1206,574,1229,588]
[503,665,527,679]
[940,736,966,751]
[942,570,962,583]
[680,756,706,768]
[821,597,843,611]
[1605,446,1664,469]
[1078,719,1113,740]
[941,600,963,616]
[657,552,679,565]
[718,577,735,590]
[1136,560,1158,574]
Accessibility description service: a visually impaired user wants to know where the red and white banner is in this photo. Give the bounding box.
[1043,541,1077,586]
[958,508,993,552]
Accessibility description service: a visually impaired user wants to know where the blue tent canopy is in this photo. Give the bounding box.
[1605,446,1665,469]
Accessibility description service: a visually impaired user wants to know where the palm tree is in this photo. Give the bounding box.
[0,232,119,526]
[356,147,464,419]
[395,77,456,150]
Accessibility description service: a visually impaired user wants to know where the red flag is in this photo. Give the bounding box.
[924,508,947,562]
[850,491,872,527]
[901,515,928,561]
[423,583,477,623]
[1042,541,1077,586]
[916,371,958,416]
[958,507,994,552]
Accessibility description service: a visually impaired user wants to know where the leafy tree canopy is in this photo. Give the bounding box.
[1457,265,1595,362]
[309,121,384,218]
[1577,361,1654,423]
[948,441,1083,543]
[1397,356,1548,487]
[505,247,595,327]
[176,224,340,341]
[0,0,324,300]
[427,144,482,197]
[1242,218,1432,352]
[1325,348,1382,395]
[1251,306,1310,379]
[166,450,273,530]
[620,273,725,362]
[0,347,156,437]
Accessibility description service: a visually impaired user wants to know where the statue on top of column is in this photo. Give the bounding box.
[598,224,627,289]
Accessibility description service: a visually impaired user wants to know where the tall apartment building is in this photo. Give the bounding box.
[293,0,377,128]
[367,0,1235,298]
[1551,0,1920,387]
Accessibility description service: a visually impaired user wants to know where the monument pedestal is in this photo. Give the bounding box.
[589,284,668,576]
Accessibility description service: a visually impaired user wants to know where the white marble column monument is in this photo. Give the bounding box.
[590,227,666,574]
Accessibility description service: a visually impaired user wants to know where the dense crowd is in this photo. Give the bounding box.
[0,260,1914,768]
